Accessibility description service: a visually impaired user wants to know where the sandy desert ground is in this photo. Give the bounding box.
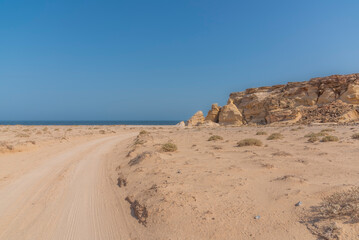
[0,124,359,240]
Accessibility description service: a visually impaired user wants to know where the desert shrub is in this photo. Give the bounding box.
[161,142,177,152]
[307,136,319,143]
[315,187,359,222]
[16,133,29,138]
[256,131,267,135]
[352,133,359,140]
[267,133,283,140]
[139,130,149,135]
[0,141,14,151]
[212,145,222,150]
[272,151,292,156]
[208,135,223,141]
[134,138,145,145]
[128,151,152,166]
[237,138,262,147]
[99,130,106,134]
[305,132,328,138]
[291,126,304,131]
[321,128,335,133]
[321,135,339,142]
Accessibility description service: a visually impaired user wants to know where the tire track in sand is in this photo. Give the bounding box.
[0,133,137,240]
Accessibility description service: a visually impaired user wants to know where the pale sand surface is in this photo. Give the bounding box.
[0,124,359,239]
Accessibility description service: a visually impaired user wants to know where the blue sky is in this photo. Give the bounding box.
[1,0,359,120]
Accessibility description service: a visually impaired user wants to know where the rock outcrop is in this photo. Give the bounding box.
[186,111,205,126]
[189,73,359,125]
[205,104,221,122]
[218,99,244,125]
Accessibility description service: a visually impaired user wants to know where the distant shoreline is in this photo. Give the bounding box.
[0,120,180,126]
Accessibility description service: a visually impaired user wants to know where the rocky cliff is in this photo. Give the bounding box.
[187,73,359,126]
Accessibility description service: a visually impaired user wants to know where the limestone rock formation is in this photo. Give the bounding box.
[176,121,186,127]
[186,111,205,126]
[205,104,221,122]
[218,99,244,125]
[189,73,359,125]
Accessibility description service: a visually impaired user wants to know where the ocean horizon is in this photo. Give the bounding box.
[0,120,181,126]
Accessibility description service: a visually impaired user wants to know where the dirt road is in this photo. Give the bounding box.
[0,133,138,240]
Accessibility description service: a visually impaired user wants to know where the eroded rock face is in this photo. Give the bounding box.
[186,111,205,126]
[205,104,221,122]
[192,73,359,125]
[218,99,244,125]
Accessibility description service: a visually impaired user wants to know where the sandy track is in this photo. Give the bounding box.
[0,133,137,240]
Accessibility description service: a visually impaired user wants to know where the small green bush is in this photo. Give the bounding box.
[162,142,177,152]
[321,135,339,142]
[256,131,267,135]
[208,135,223,141]
[267,133,283,140]
[237,138,262,147]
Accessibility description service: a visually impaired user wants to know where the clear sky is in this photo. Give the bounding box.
[1,0,359,121]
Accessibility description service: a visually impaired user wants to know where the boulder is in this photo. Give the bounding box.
[340,82,359,104]
[176,121,186,127]
[186,111,205,126]
[205,103,221,122]
[218,99,244,125]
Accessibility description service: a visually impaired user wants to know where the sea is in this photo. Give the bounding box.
[0,121,180,126]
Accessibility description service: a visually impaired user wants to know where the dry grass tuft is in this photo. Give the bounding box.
[317,187,359,221]
[307,136,319,143]
[0,141,14,151]
[128,151,153,166]
[16,133,30,138]
[139,130,149,135]
[208,135,223,141]
[291,126,304,131]
[161,142,177,152]
[352,133,359,140]
[272,151,292,157]
[237,138,262,147]
[267,133,283,140]
[305,132,328,138]
[256,131,267,135]
[321,128,335,133]
[321,135,339,142]
[305,188,359,239]
[212,145,222,150]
